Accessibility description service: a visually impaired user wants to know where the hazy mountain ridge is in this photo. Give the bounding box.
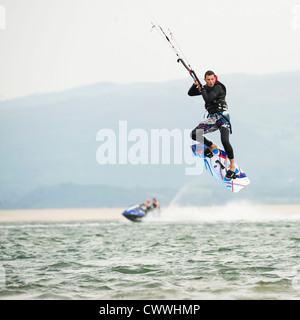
[1,71,299,208]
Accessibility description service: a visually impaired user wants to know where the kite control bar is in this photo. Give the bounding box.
[177,58,202,88]
[151,22,203,88]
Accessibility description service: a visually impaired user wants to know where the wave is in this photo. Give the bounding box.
[145,202,300,222]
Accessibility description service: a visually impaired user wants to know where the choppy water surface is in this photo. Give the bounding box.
[1,205,300,300]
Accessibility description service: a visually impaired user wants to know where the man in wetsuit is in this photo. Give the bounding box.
[144,199,152,213]
[188,70,237,180]
[152,198,160,210]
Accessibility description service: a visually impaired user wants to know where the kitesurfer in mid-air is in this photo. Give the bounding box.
[188,70,237,180]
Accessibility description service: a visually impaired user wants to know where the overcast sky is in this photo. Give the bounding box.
[0,0,300,100]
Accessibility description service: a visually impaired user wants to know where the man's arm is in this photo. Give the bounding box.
[201,84,222,103]
[188,83,202,96]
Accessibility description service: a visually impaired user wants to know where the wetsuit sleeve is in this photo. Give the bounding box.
[188,84,202,96]
[201,84,222,103]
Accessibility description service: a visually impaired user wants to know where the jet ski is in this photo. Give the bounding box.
[122,204,148,222]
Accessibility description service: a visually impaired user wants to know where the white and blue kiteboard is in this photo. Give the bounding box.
[191,143,250,193]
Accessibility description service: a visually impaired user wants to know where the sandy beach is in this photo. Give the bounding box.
[0,207,123,223]
[0,204,299,223]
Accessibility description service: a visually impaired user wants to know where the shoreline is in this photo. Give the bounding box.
[0,208,124,223]
[0,204,300,223]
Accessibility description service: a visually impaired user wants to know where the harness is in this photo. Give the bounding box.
[211,98,228,112]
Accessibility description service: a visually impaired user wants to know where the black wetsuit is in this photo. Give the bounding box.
[188,81,234,159]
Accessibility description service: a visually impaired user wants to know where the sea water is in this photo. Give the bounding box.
[1,205,300,300]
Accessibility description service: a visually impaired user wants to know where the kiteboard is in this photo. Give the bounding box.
[191,143,250,193]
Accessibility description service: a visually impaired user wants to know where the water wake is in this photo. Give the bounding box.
[151,178,300,222]
[145,202,300,223]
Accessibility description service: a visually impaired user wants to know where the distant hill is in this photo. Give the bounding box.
[1,71,300,208]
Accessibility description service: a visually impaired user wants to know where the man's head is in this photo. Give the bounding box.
[204,70,216,87]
